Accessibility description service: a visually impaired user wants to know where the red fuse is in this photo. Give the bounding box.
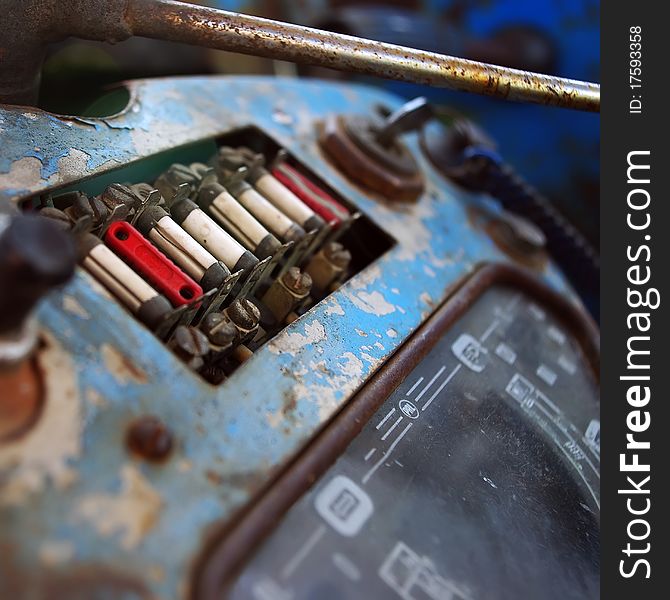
[105,221,203,307]
[272,163,349,227]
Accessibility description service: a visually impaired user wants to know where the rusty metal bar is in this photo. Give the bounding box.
[126,0,599,112]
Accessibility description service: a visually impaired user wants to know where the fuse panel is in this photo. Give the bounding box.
[21,135,393,384]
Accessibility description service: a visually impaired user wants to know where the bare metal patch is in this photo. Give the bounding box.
[0,334,81,506]
[348,290,396,316]
[62,295,90,319]
[268,320,326,357]
[85,387,108,409]
[101,344,148,385]
[324,297,345,316]
[0,156,43,193]
[39,540,75,567]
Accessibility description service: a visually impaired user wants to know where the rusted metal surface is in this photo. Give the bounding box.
[262,267,312,323]
[305,242,350,295]
[0,77,587,598]
[467,206,549,271]
[126,0,600,111]
[0,0,133,104]
[320,114,424,202]
[0,357,43,442]
[126,416,174,463]
[192,263,600,599]
[1,0,598,110]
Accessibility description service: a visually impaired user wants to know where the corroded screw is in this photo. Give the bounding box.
[126,416,173,462]
[227,298,261,330]
[39,207,73,230]
[132,182,154,198]
[100,183,137,216]
[201,312,238,346]
[130,182,157,208]
[282,266,312,296]
[494,211,546,257]
[167,163,199,187]
[70,191,109,227]
[169,325,210,369]
[323,242,351,269]
[218,146,253,171]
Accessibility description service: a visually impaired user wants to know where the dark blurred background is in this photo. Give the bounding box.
[39,0,600,251]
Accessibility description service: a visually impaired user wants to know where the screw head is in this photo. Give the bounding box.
[282,267,312,295]
[227,298,261,330]
[323,242,351,269]
[167,164,199,187]
[169,325,210,369]
[126,416,173,462]
[499,212,546,252]
[101,183,137,210]
[201,312,238,346]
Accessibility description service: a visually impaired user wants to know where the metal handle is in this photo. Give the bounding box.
[126,0,600,112]
[1,0,600,111]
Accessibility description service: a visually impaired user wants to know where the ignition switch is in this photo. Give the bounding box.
[320,97,433,203]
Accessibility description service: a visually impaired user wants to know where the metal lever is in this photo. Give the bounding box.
[2,0,600,111]
[376,97,435,146]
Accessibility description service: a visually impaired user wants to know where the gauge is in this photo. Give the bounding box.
[197,267,600,600]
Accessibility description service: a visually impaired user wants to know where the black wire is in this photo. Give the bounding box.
[462,149,600,293]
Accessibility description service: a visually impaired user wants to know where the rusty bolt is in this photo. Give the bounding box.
[218,146,254,171]
[227,299,261,330]
[70,192,109,227]
[126,416,173,462]
[100,183,136,214]
[167,163,199,187]
[323,242,351,269]
[39,207,73,230]
[132,182,154,198]
[201,312,238,346]
[169,325,210,370]
[281,267,312,296]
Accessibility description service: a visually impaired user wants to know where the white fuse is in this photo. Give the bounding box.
[226,178,305,244]
[170,198,258,273]
[80,234,171,329]
[136,205,229,291]
[197,182,281,259]
[253,172,325,231]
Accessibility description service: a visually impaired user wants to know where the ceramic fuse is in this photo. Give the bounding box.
[135,204,229,291]
[196,180,281,260]
[221,172,305,244]
[272,162,350,227]
[170,197,259,274]
[104,221,203,307]
[218,147,326,232]
[79,234,171,329]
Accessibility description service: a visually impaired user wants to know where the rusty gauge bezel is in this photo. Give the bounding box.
[191,262,600,599]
